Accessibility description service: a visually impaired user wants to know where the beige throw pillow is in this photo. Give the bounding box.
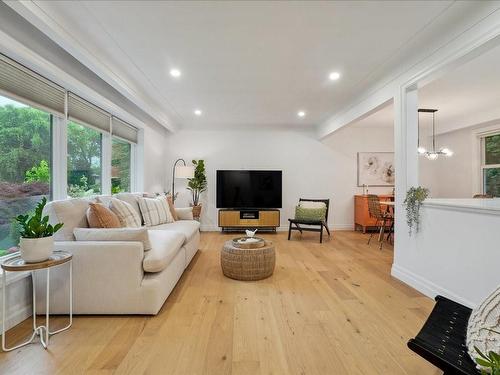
[138,197,174,226]
[299,201,326,209]
[467,286,500,369]
[110,197,142,227]
[86,202,121,228]
[73,227,151,251]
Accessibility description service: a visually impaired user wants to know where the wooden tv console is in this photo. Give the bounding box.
[218,209,280,232]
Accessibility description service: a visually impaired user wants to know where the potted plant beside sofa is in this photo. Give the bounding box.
[15,197,63,262]
[187,159,207,220]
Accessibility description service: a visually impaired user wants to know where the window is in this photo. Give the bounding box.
[67,121,103,197]
[0,95,52,256]
[111,138,132,193]
[481,133,500,197]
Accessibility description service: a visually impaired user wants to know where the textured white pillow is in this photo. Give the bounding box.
[73,227,151,251]
[138,197,174,227]
[467,286,500,367]
[110,197,141,228]
[299,201,326,209]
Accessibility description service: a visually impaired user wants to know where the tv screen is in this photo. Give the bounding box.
[216,170,282,209]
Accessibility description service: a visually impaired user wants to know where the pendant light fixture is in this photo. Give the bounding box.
[417,108,453,160]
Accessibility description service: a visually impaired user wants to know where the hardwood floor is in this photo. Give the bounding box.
[0,231,440,375]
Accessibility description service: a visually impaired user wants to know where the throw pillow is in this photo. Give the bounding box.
[86,202,121,228]
[166,195,178,221]
[299,201,326,209]
[110,197,142,227]
[467,286,500,370]
[138,196,174,226]
[73,227,151,251]
[295,206,327,221]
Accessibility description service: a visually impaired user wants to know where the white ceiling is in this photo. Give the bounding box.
[345,39,500,134]
[419,41,500,134]
[10,0,478,131]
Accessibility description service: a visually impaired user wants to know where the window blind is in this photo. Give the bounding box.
[68,92,111,133]
[112,117,139,143]
[0,54,65,116]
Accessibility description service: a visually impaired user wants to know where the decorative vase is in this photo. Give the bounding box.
[19,236,54,263]
[191,204,202,220]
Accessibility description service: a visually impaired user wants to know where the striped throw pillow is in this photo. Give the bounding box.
[110,197,142,227]
[138,197,174,227]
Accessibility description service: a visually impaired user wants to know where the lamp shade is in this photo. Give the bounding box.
[175,165,194,179]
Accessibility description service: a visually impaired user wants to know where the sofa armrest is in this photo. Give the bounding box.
[54,240,145,286]
[34,240,145,314]
[175,207,193,220]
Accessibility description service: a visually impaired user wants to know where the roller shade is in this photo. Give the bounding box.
[68,92,111,133]
[0,54,65,115]
[112,117,138,143]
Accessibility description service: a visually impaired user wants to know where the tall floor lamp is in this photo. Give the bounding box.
[171,159,194,202]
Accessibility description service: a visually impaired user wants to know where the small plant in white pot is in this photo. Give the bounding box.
[15,197,63,263]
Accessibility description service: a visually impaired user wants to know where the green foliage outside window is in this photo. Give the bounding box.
[0,102,51,255]
[112,138,131,193]
[67,121,102,197]
[25,160,50,183]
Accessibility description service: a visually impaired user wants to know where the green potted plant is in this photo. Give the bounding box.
[474,344,500,375]
[187,160,207,220]
[403,186,429,235]
[15,197,63,263]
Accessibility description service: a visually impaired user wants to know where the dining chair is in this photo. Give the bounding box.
[366,195,393,250]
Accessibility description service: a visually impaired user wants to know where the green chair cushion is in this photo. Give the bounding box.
[294,206,326,221]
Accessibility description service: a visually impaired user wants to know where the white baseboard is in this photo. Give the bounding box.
[200,224,354,232]
[391,264,476,308]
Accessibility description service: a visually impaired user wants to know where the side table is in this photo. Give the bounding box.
[1,250,73,351]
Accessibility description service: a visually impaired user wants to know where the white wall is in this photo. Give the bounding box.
[142,123,169,193]
[392,202,500,307]
[322,125,395,226]
[166,127,393,231]
[419,126,476,198]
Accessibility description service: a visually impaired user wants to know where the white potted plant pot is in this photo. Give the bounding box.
[19,236,54,263]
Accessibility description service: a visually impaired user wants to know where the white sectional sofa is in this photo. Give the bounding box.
[34,193,200,315]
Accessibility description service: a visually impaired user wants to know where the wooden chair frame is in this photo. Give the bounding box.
[288,198,331,243]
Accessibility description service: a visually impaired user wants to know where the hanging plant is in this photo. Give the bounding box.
[403,186,429,235]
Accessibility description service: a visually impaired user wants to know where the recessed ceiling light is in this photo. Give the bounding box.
[194,109,202,116]
[329,72,341,81]
[170,69,181,78]
[297,111,306,118]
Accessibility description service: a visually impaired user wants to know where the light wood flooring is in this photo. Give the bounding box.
[0,231,440,375]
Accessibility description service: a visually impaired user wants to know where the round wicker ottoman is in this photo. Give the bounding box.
[221,240,275,281]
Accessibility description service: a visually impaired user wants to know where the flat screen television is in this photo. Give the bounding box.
[216,170,282,209]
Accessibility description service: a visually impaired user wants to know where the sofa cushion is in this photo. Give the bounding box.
[150,220,200,242]
[175,207,193,221]
[74,227,151,251]
[114,193,142,221]
[143,231,184,272]
[94,195,113,207]
[110,198,142,227]
[43,198,90,241]
[86,203,122,228]
[138,197,174,226]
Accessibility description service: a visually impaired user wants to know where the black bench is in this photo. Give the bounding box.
[407,295,479,374]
